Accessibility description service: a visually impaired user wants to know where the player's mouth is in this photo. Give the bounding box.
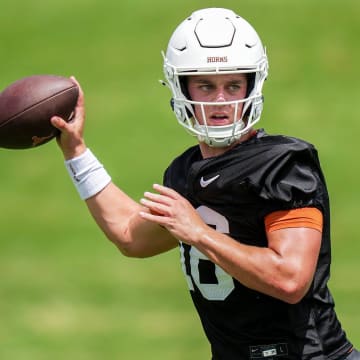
[207,113,231,126]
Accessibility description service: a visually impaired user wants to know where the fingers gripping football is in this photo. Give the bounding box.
[140,184,206,245]
[51,77,87,159]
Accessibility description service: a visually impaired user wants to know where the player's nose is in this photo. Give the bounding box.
[214,88,227,102]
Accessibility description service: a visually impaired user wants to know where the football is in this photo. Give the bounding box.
[0,75,79,149]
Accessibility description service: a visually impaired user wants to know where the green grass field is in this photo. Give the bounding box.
[1,0,359,358]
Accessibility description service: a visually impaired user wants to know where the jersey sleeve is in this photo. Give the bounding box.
[252,139,327,212]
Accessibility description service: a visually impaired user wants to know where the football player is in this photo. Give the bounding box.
[51,7,359,360]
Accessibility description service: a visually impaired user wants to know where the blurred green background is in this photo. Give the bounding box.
[0,0,359,358]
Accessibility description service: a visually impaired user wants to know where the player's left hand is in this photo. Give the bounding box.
[139,184,206,245]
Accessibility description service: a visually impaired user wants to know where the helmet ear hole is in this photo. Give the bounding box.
[170,98,175,110]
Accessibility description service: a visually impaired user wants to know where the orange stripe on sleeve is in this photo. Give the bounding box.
[265,207,323,233]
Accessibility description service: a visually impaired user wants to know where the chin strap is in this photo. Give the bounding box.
[194,119,247,147]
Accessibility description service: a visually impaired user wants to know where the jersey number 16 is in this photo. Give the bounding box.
[179,206,235,301]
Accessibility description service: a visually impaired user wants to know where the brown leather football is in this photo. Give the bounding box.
[0,75,79,149]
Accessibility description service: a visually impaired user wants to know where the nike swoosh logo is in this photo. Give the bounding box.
[200,174,220,188]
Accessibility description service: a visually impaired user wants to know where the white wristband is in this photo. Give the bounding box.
[65,148,111,200]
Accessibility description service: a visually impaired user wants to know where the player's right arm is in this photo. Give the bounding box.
[51,77,178,258]
[85,183,178,257]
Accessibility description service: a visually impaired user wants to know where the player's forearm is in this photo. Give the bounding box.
[86,183,178,257]
[85,183,129,230]
[193,227,312,304]
[85,183,147,254]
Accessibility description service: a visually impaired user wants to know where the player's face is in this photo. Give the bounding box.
[187,73,248,127]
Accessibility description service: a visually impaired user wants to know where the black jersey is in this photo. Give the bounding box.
[163,130,353,359]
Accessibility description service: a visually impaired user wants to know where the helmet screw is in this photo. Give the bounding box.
[166,66,174,80]
[175,108,183,119]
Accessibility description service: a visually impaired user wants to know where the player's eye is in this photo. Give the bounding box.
[227,83,242,92]
[199,83,213,92]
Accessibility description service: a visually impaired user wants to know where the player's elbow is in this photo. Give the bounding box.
[109,233,164,258]
[271,258,314,304]
[279,279,310,304]
[116,243,150,258]
[109,236,149,258]
[101,230,141,258]
[100,224,150,258]
[116,243,138,258]
[281,289,305,305]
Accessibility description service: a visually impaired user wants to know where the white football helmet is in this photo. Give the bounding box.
[162,8,268,147]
